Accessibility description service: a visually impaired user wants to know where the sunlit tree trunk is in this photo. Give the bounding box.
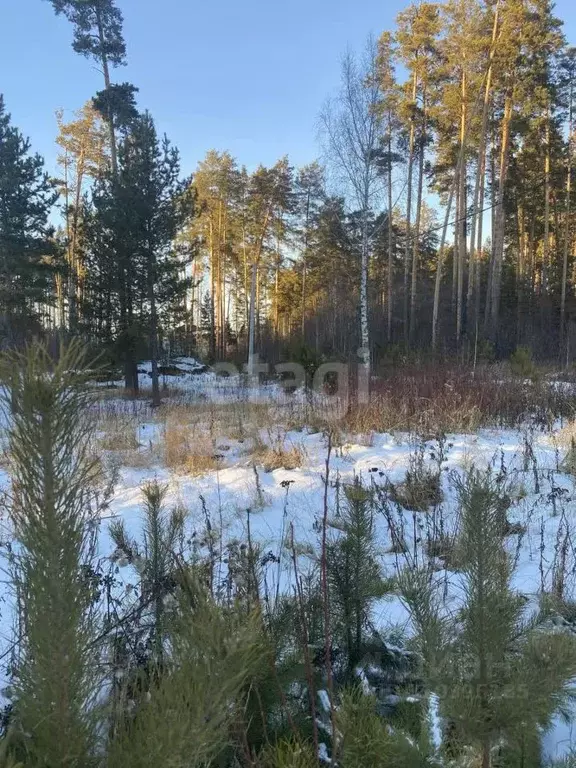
[387,125,394,341]
[404,71,418,344]
[410,93,427,343]
[561,93,574,351]
[456,69,468,345]
[488,93,513,336]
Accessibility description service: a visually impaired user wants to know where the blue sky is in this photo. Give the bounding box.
[2,0,576,181]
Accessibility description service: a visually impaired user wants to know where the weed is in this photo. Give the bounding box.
[97,415,140,451]
[562,439,576,476]
[388,444,443,513]
[251,429,307,472]
[162,418,221,475]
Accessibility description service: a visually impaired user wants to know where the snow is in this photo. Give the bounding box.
[4,364,576,757]
[429,693,443,752]
[97,355,303,404]
[97,397,576,756]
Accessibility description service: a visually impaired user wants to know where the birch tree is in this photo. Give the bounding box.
[320,37,384,388]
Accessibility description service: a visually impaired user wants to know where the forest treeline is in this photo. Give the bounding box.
[1,0,576,388]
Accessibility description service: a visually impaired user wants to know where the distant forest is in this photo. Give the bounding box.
[2,0,576,386]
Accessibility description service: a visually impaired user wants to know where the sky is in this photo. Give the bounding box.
[2,0,576,183]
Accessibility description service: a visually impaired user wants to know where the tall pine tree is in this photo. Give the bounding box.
[0,96,58,345]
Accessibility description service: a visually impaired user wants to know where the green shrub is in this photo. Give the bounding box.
[258,739,316,768]
[510,345,536,378]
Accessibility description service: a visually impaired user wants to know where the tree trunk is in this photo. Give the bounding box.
[488,93,513,337]
[474,147,486,328]
[453,190,460,316]
[242,224,249,331]
[96,7,138,391]
[561,91,573,352]
[149,251,161,408]
[542,110,551,297]
[359,198,371,401]
[403,71,418,344]
[302,189,310,338]
[95,7,118,178]
[410,98,426,344]
[68,147,86,333]
[215,204,222,359]
[456,69,467,345]
[62,150,71,330]
[274,219,282,339]
[247,263,257,377]
[516,204,526,344]
[432,162,460,349]
[387,123,394,341]
[467,30,495,333]
[432,118,473,349]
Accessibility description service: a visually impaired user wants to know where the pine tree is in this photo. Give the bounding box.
[295,162,325,339]
[0,96,58,345]
[326,479,389,679]
[434,0,486,344]
[107,545,263,768]
[244,159,294,373]
[45,0,128,176]
[560,47,576,355]
[55,102,108,331]
[86,112,193,402]
[376,31,402,342]
[108,481,185,682]
[192,151,243,359]
[400,468,576,767]
[0,342,108,767]
[396,3,441,345]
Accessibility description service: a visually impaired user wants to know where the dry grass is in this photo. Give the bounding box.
[121,447,159,469]
[248,428,307,472]
[259,443,306,472]
[556,420,576,448]
[153,400,279,439]
[342,365,575,436]
[90,363,574,481]
[162,418,222,475]
[97,414,140,451]
[388,470,443,512]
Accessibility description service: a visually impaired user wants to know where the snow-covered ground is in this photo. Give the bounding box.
[4,360,576,761]
[97,356,307,404]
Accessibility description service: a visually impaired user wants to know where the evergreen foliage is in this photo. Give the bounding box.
[83,112,194,393]
[11,0,576,366]
[46,0,126,66]
[0,97,58,343]
[326,479,392,677]
[0,347,574,764]
[0,342,109,766]
[399,468,576,767]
